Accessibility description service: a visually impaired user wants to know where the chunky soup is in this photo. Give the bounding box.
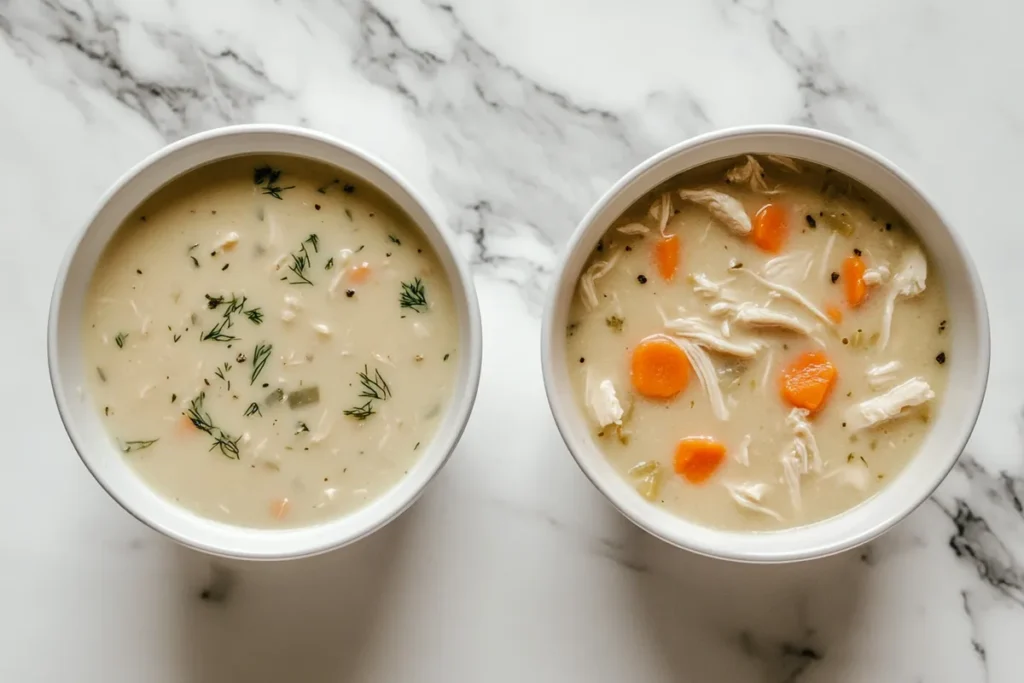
[83,156,458,528]
[567,155,949,531]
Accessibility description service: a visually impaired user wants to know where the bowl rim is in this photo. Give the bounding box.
[48,124,483,560]
[541,124,990,563]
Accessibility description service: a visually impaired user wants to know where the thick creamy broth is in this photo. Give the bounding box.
[83,156,458,528]
[567,155,949,531]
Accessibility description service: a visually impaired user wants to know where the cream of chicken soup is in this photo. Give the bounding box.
[83,156,458,528]
[567,155,949,530]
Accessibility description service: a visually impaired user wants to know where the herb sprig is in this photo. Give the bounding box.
[286,234,320,285]
[187,392,241,459]
[253,165,295,199]
[344,365,391,420]
[202,294,263,343]
[121,438,158,452]
[250,343,272,385]
[244,402,261,417]
[399,278,428,312]
[115,332,128,349]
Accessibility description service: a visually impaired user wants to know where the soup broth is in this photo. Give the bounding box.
[567,155,949,531]
[83,156,458,528]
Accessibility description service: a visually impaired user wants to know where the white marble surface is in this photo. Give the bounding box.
[2,0,1023,680]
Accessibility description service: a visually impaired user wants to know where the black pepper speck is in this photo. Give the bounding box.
[936,352,946,365]
[637,274,648,284]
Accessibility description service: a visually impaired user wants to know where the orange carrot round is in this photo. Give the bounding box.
[348,262,372,284]
[674,437,727,484]
[654,234,680,281]
[843,256,867,307]
[780,351,837,413]
[825,304,843,324]
[270,498,290,520]
[630,336,690,399]
[752,203,788,253]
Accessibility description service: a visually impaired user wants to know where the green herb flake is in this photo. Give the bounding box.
[399,278,428,312]
[605,315,624,332]
[250,343,273,385]
[253,165,295,199]
[121,439,159,453]
[388,234,401,245]
[114,332,128,349]
[244,402,262,418]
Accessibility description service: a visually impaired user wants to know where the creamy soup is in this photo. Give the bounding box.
[567,155,949,531]
[83,156,458,528]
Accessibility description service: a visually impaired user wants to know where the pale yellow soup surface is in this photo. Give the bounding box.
[567,156,950,531]
[83,156,459,528]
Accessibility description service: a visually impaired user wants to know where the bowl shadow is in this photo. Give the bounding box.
[169,508,412,683]
[607,517,870,682]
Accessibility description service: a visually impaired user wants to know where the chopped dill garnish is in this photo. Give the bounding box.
[325,257,334,270]
[202,294,262,342]
[121,439,158,452]
[186,392,241,459]
[605,315,624,332]
[214,362,232,390]
[399,278,428,312]
[188,243,200,268]
[250,343,272,385]
[97,367,106,382]
[316,178,340,194]
[253,165,295,199]
[343,401,375,421]
[285,235,319,285]
[343,365,391,420]
[171,393,177,403]
[244,402,262,417]
[295,421,310,434]
[358,365,391,401]
[114,332,128,349]
[388,234,401,245]
[173,334,181,343]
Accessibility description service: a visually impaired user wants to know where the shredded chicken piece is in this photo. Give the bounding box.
[660,313,764,358]
[735,265,836,328]
[726,155,768,192]
[724,481,783,521]
[709,301,818,337]
[579,250,622,311]
[866,361,903,391]
[617,222,649,235]
[759,349,774,390]
[689,272,736,300]
[734,434,751,466]
[818,231,838,280]
[586,372,623,428]
[678,188,752,236]
[763,252,813,285]
[844,378,934,431]
[778,408,822,511]
[766,154,801,172]
[675,337,729,420]
[863,264,891,287]
[878,247,928,349]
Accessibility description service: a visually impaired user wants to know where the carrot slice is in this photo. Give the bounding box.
[654,234,680,281]
[176,414,197,436]
[825,304,843,324]
[752,204,788,253]
[348,262,371,284]
[843,256,867,307]
[630,337,690,399]
[780,351,837,413]
[270,498,290,520]
[674,437,727,484]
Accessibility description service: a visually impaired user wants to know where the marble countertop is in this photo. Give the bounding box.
[3,1,1023,680]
